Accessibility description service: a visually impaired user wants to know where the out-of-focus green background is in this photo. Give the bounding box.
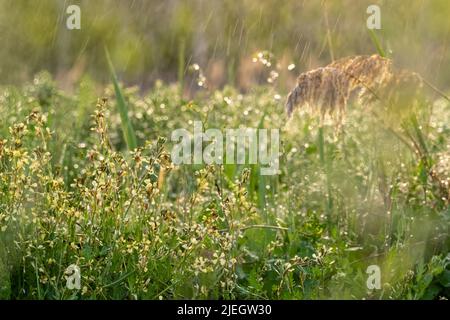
[0,0,449,91]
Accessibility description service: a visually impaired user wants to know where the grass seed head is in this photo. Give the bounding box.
[286,54,404,119]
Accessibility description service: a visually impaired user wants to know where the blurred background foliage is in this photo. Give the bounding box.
[0,0,449,92]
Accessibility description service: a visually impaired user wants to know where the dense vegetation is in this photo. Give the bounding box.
[0,0,449,300]
[0,69,449,299]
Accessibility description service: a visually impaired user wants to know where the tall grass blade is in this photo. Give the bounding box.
[368,29,386,58]
[178,37,186,96]
[105,47,138,151]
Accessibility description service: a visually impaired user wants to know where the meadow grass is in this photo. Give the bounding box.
[0,69,449,299]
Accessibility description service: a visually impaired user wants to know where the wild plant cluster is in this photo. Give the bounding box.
[0,64,449,299]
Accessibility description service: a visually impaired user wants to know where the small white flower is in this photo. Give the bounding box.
[65,264,81,290]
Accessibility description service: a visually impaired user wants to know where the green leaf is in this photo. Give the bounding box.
[105,47,138,151]
[368,29,386,58]
[438,270,450,288]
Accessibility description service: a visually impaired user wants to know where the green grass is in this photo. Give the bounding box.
[1,0,450,301]
[0,73,449,300]
[105,47,138,151]
[368,29,387,58]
